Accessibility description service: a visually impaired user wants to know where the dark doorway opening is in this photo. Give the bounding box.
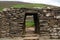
[24,13,40,34]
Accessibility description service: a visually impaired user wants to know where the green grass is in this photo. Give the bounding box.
[0,7,4,11]
[12,4,46,8]
[0,3,47,11]
[26,21,34,27]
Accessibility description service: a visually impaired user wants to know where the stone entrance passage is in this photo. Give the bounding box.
[25,15,35,34]
[0,8,60,39]
[24,13,40,34]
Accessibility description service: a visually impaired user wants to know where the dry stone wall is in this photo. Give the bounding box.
[38,8,60,39]
[0,8,25,38]
[0,8,60,39]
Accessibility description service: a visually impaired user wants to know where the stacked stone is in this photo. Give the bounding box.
[38,9,50,36]
[49,9,60,39]
[38,8,60,39]
[8,8,25,37]
[48,18,58,39]
[0,8,25,38]
[38,8,60,38]
[0,12,1,38]
[0,7,60,38]
[0,11,9,38]
[0,12,4,37]
[40,9,60,39]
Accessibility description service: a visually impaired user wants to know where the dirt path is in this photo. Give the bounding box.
[26,27,35,34]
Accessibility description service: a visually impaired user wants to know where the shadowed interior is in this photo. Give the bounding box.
[24,13,40,34]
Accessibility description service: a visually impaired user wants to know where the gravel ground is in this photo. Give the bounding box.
[0,37,23,40]
[0,37,60,40]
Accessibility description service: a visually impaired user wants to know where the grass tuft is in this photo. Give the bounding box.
[26,21,34,27]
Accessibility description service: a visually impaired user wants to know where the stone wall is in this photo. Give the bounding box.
[0,7,60,39]
[39,8,60,39]
[0,8,25,38]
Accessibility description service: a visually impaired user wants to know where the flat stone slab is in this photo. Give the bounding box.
[23,37,39,39]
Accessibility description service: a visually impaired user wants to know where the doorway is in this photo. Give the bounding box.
[24,13,40,34]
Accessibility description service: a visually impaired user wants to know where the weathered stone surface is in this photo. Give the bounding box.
[0,7,60,39]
